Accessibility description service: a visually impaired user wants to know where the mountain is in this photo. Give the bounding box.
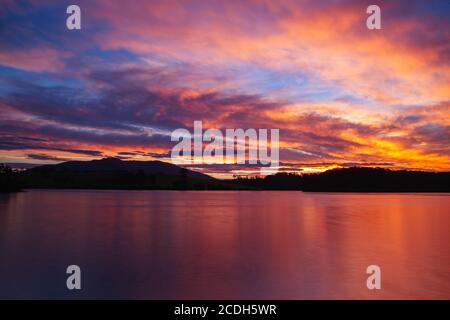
[3,161,449,191]
[30,157,212,180]
[19,157,234,190]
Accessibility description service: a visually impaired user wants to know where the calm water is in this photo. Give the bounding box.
[0,190,449,299]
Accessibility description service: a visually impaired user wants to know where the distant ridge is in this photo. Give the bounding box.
[31,157,213,180]
[18,157,232,190]
[2,161,449,191]
[234,167,450,192]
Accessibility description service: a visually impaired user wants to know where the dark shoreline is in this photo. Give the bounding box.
[2,160,450,193]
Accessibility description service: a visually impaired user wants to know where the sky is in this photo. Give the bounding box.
[0,0,449,178]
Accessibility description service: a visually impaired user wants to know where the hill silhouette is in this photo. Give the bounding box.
[234,167,450,192]
[17,158,238,190]
[32,157,212,180]
[1,159,449,192]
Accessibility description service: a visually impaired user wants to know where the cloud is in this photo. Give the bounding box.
[27,153,71,162]
[0,0,449,175]
[0,47,68,73]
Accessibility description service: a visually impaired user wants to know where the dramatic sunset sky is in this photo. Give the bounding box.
[1,0,449,178]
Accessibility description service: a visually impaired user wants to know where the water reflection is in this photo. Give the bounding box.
[0,190,448,299]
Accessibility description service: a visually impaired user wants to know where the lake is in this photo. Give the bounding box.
[0,190,448,299]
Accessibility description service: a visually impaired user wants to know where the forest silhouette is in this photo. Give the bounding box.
[1,159,449,192]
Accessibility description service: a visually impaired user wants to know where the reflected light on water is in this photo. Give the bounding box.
[0,190,448,299]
